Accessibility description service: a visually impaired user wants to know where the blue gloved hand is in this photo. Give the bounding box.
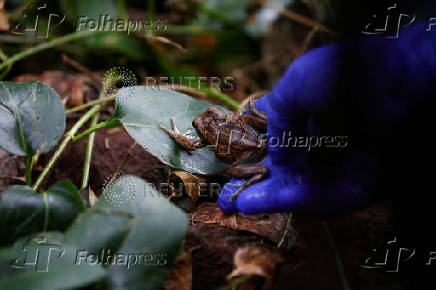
[218,22,436,215]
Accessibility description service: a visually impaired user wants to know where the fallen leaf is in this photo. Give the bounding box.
[227,245,283,290]
[70,79,85,106]
[88,188,98,207]
[164,250,192,290]
[190,203,298,246]
[0,150,25,192]
[0,0,9,31]
[13,71,99,105]
[168,171,207,208]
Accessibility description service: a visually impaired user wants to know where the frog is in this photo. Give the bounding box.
[159,100,268,202]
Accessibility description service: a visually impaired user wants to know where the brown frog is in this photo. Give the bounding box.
[159,100,268,201]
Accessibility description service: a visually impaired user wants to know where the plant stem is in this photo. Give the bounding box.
[0,30,99,72]
[25,155,33,186]
[66,95,115,114]
[72,117,120,141]
[80,90,105,190]
[205,88,240,110]
[80,111,99,190]
[32,105,102,191]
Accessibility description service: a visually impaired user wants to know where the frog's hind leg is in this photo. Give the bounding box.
[159,117,205,152]
[225,164,268,202]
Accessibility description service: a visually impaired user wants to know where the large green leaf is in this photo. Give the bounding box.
[0,81,65,156]
[115,86,230,175]
[0,176,187,289]
[0,233,106,290]
[97,175,188,290]
[0,180,84,245]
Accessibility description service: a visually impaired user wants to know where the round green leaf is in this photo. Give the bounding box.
[0,180,83,245]
[0,81,66,156]
[97,175,188,290]
[115,86,230,175]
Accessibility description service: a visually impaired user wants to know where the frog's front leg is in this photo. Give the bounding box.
[240,100,267,131]
[224,164,268,202]
[159,117,205,152]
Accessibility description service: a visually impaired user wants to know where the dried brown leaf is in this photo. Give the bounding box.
[88,188,98,207]
[13,71,99,105]
[164,250,192,290]
[70,79,85,107]
[190,203,297,246]
[227,245,283,290]
[168,171,207,207]
[0,8,9,31]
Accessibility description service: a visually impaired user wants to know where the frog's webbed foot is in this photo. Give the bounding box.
[159,117,205,152]
[224,164,268,202]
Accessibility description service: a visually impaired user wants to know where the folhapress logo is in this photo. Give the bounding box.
[10,237,65,272]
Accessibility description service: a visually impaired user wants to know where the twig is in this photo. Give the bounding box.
[155,84,240,110]
[277,213,293,248]
[61,53,102,86]
[107,141,137,188]
[255,0,337,36]
[299,25,320,56]
[321,219,351,290]
[138,34,187,52]
[240,90,268,109]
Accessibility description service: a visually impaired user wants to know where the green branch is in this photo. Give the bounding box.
[80,91,106,190]
[0,30,100,72]
[73,117,120,141]
[66,95,115,114]
[32,104,102,191]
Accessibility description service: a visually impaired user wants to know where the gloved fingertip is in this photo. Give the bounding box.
[217,178,243,213]
[254,95,269,112]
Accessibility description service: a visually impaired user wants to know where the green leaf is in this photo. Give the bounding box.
[0,180,84,245]
[115,86,230,175]
[95,175,188,290]
[0,176,187,289]
[0,233,106,290]
[0,81,66,156]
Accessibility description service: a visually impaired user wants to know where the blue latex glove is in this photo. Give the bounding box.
[218,22,436,215]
